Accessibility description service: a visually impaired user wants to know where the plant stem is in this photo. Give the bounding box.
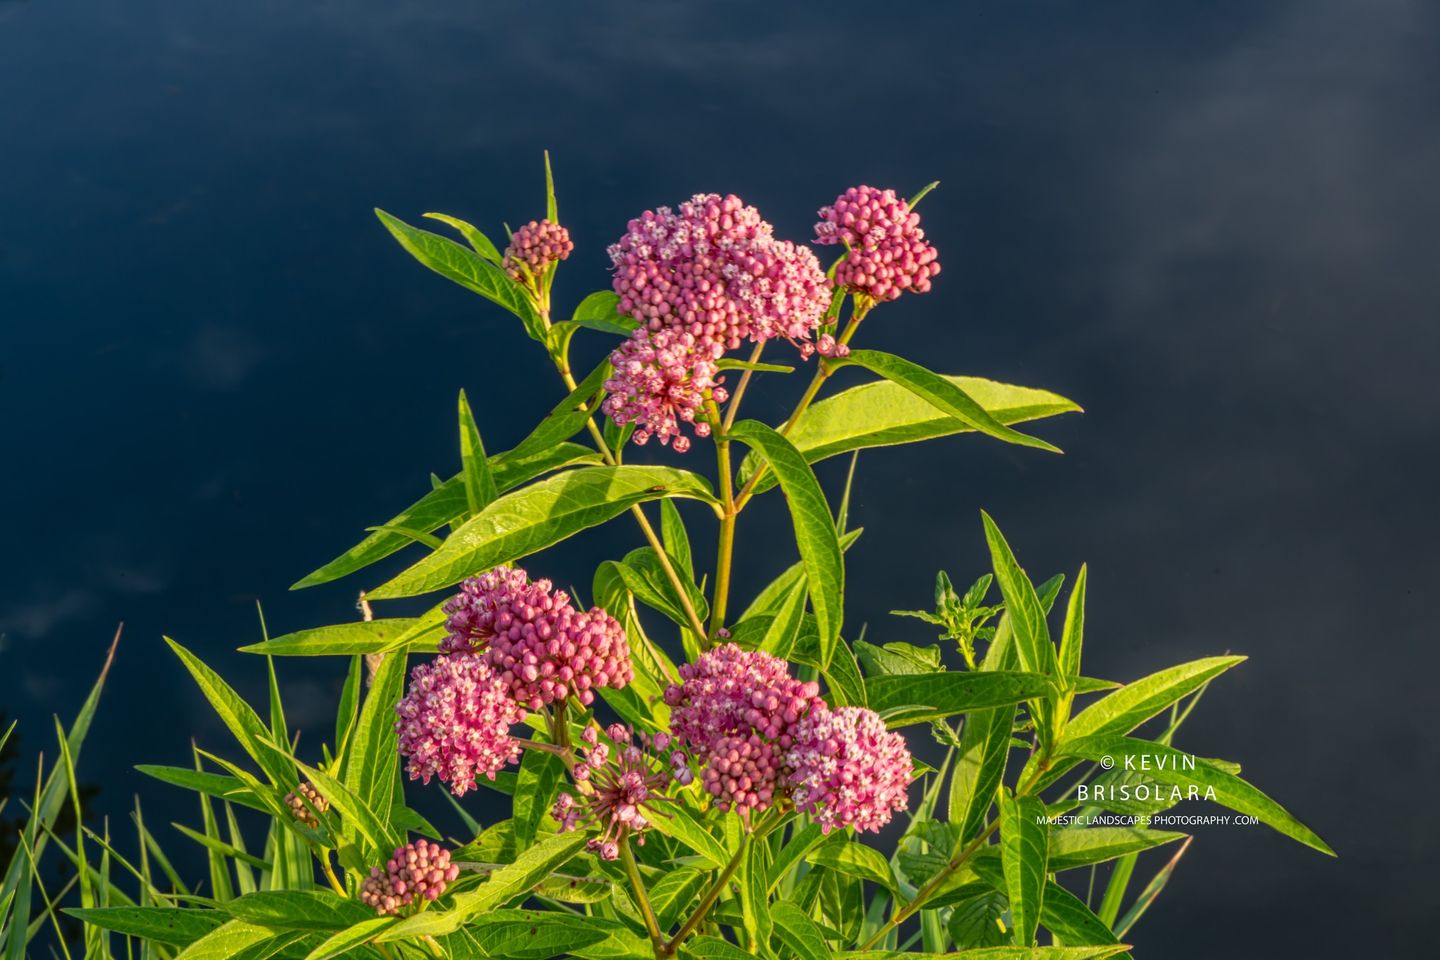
[545,343,709,640]
[663,833,750,956]
[320,849,347,897]
[619,831,666,955]
[722,342,765,432]
[708,400,736,642]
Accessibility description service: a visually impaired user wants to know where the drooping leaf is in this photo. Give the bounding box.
[645,804,731,870]
[369,466,717,599]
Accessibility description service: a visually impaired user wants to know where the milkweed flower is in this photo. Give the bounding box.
[283,782,328,828]
[608,193,831,357]
[553,724,685,860]
[360,840,461,915]
[786,705,913,833]
[815,185,940,302]
[664,644,825,812]
[395,652,524,796]
[602,328,727,453]
[504,218,574,285]
[441,566,633,710]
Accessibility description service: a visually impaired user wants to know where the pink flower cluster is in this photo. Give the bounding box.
[602,329,726,453]
[815,185,940,302]
[663,644,825,813]
[787,706,913,833]
[603,193,831,450]
[395,652,524,796]
[664,644,913,828]
[360,840,460,916]
[504,218,574,285]
[441,565,633,710]
[553,724,688,860]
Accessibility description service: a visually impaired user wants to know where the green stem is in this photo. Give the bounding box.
[620,831,666,955]
[663,833,751,956]
[708,401,736,642]
[320,849,347,897]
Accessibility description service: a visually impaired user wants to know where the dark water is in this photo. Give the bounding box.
[3,0,1437,954]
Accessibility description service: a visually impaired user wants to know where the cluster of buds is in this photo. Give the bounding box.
[601,328,727,452]
[553,724,687,860]
[664,645,825,813]
[441,565,633,710]
[359,840,460,916]
[787,705,913,833]
[394,651,525,796]
[283,781,328,828]
[604,193,831,450]
[503,218,574,290]
[815,185,940,303]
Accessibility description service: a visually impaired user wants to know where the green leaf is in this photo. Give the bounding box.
[866,672,1053,726]
[375,208,542,339]
[808,840,897,892]
[682,936,757,960]
[716,358,795,374]
[165,638,295,789]
[823,639,868,708]
[837,951,1131,959]
[341,650,407,840]
[948,704,1016,843]
[458,389,500,516]
[512,748,564,851]
[1055,565,1087,733]
[171,821,270,870]
[378,833,586,940]
[729,420,844,666]
[456,911,622,959]
[1113,837,1192,937]
[222,891,373,931]
[737,842,773,956]
[570,290,637,337]
[238,618,441,657]
[741,528,862,621]
[302,917,397,960]
[173,919,275,960]
[757,577,807,659]
[999,793,1048,947]
[1046,828,1187,872]
[650,868,707,930]
[854,639,941,676]
[65,906,227,945]
[660,499,694,579]
[772,901,830,960]
[766,822,827,894]
[1055,736,1333,855]
[741,376,1079,492]
[369,466,718,598]
[135,766,266,813]
[841,350,1063,453]
[646,803,731,870]
[1065,657,1247,741]
[421,212,503,264]
[980,514,1059,683]
[509,360,611,460]
[544,150,558,222]
[946,884,1010,948]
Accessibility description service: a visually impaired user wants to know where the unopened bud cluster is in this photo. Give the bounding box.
[360,840,460,916]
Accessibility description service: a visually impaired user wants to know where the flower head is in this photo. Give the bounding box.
[553,724,683,860]
[504,218,574,285]
[441,566,633,710]
[360,840,460,916]
[786,706,913,833]
[664,644,824,813]
[815,185,940,302]
[608,193,830,357]
[602,328,726,453]
[395,652,524,796]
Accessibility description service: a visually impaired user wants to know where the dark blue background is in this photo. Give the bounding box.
[3,1,1436,955]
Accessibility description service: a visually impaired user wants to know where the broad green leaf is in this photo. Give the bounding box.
[683,936,756,960]
[378,833,587,940]
[135,766,266,813]
[823,639,868,708]
[948,704,1016,843]
[1055,565,1087,734]
[740,528,862,621]
[646,803,731,869]
[729,420,844,666]
[512,748,564,851]
[65,906,227,945]
[342,649,407,835]
[1046,828,1186,872]
[422,212,503,264]
[1055,736,1333,855]
[757,577,807,658]
[292,442,601,590]
[660,499,694,578]
[570,290,637,337]
[222,891,372,931]
[165,638,295,789]
[376,209,543,339]
[238,618,441,657]
[290,756,397,859]
[302,916,396,960]
[1037,880,1120,946]
[999,793,1048,947]
[649,867,707,930]
[173,919,275,960]
[772,901,830,960]
[841,350,1062,453]
[945,884,1009,948]
[854,639,941,676]
[737,842,773,955]
[171,821,270,871]
[369,466,717,599]
[458,389,499,516]
[866,672,1053,726]
[509,360,611,460]
[1065,657,1247,742]
[740,376,1079,492]
[808,840,897,892]
[456,911,619,959]
[838,951,1130,960]
[766,822,827,893]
